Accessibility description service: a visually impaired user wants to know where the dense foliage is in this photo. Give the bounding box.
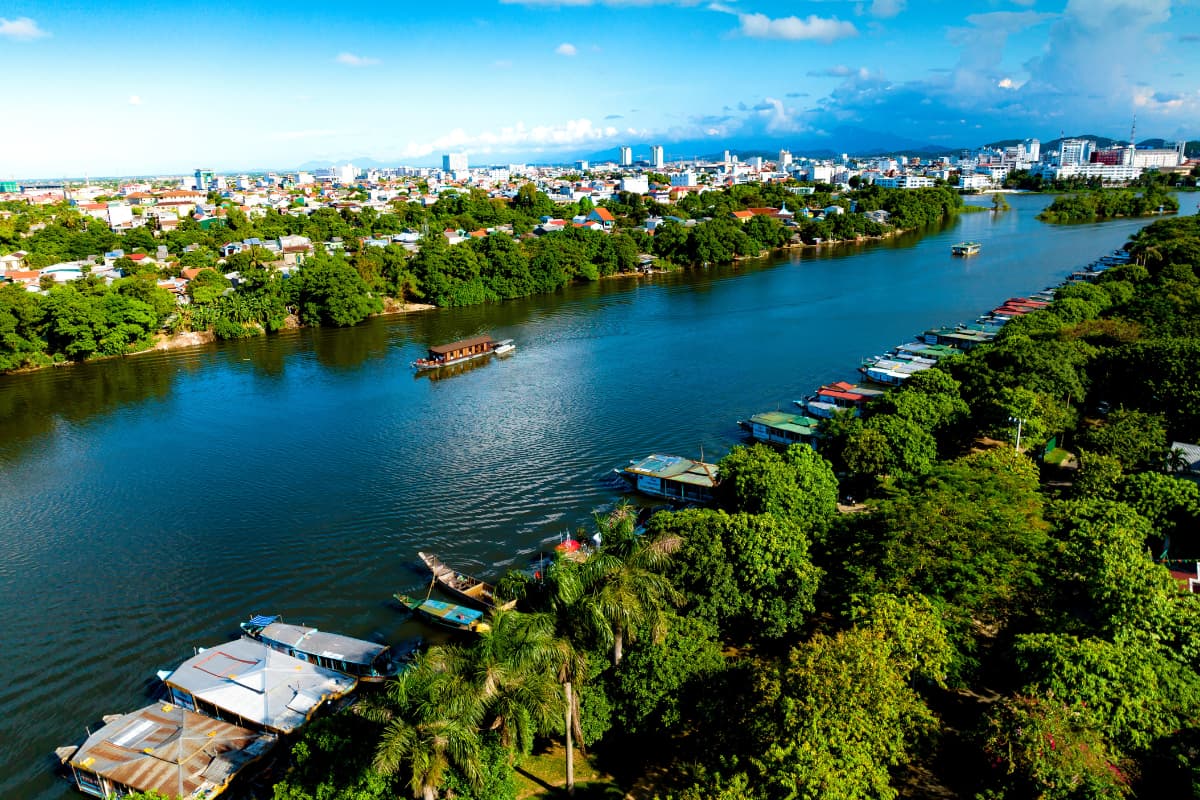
[1037,186,1180,223]
[1,183,969,371]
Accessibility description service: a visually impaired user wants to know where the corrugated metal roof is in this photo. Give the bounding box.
[164,638,355,734]
[625,454,719,487]
[70,703,276,799]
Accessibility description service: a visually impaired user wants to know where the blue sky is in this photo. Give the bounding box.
[2,0,1197,176]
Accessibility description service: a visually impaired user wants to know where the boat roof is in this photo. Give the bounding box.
[254,622,389,665]
[749,411,819,435]
[625,454,719,487]
[429,335,493,355]
[69,703,276,799]
[418,598,484,625]
[163,638,356,733]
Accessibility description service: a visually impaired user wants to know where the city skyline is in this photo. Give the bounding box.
[2,0,1197,176]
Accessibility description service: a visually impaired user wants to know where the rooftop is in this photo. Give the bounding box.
[252,621,389,665]
[625,454,719,488]
[163,637,356,734]
[68,703,276,799]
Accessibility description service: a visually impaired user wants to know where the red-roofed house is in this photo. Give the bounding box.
[587,207,615,230]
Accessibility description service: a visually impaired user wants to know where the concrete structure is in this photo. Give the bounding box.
[442,152,468,172]
[875,175,935,189]
[619,146,632,167]
[194,169,215,192]
[650,145,664,170]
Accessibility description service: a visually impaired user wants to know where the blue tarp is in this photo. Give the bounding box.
[249,614,280,627]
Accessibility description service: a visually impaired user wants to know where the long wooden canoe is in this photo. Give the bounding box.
[417,552,517,611]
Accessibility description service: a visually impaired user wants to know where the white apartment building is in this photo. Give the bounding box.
[443,152,468,172]
[619,146,632,167]
[875,175,934,189]
[650,145,664,169]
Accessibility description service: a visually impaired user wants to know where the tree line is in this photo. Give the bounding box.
[1038,185,1180,223]
[251,214,1200,799]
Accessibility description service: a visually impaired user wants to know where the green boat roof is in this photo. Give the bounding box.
[750,411,819,435]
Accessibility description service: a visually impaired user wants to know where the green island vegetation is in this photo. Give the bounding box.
[0,185,965,372]
[114,213,1198,800]
[1003,167,1200,193]
[1037,183,1180,224]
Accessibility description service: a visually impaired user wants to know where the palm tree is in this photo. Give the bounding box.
[363,649,485,800]
[576,502,682,665]
[1165,446,1189,474]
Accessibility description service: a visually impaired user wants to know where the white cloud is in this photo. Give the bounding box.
[0,16,48,40]
[335,52,381,67]
[555,42,577,56]
[869,0,906,19]
[737,12,858,42]
[394,117,633,160]
[128,95,143,105]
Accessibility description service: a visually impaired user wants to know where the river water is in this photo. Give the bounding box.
[1,193,1196,797]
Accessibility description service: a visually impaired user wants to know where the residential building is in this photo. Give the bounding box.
[619,146,632,167]
[194,168,215,191]
[875,175,934,189]
[650,145,664,170]
[620,175,649,194]
[443,152,468,172]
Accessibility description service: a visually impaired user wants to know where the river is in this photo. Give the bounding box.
[1,192,1196,797]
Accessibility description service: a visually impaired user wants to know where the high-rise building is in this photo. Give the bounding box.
[575,160,589,172]
[778,149,793,168]
[1058,139,1094,167]
[194,168,214,191]
[650,145,664,169]
[619,146,632,167]
[442,152,468,172]
[1024,138,1040,162]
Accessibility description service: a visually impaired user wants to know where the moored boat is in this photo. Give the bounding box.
[412,335,498,371]
[239,615,418,682]
[740,411,820,447]
[493,338,516,356]
[394,593,491,634]
[952,241,981,256]
[616,453,719,504]
[417,552,517,611]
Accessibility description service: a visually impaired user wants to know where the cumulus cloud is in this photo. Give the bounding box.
[0,16,47,40]
[335,52,380,67]
[868,0,906,19]
[393,117,635,160]
[555,42,577,56]
[737,12,858,42]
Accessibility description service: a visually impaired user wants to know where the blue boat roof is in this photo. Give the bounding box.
[420,599,484,624]
[249,614,280,627]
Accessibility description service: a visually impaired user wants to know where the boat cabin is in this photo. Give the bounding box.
[427,335,494,363]
[746,411,819,447]
[62,703,276,800]
[240,616,403,681]
[621,454,719,504]
[161,637,357,735]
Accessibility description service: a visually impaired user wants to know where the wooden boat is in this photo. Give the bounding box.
[394,593,491,634]
[412,335,498,371]
[617,453,719,504]
[417,552,517,611]
[239,614,420,682]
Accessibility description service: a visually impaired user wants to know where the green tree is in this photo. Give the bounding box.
[716,443,838,530]
[294,254,382,326]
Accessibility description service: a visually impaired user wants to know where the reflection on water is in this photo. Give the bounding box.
[1,193,1197,798]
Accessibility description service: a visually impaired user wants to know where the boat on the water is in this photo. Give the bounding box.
[412,335,500,371]
[493,339,516,356]
[394,593,491,634]
[952,241,981,256]
[417,552,517,611]
[58,704,277,800]
[239,615,419,682]
[739,411,820,447]
[616,453,719,504]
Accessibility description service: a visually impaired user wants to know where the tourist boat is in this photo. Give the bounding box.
[58,704,277,800]
[493,339,516,356]
[412,334,499,371]
[951,241,981,256]
[616,453,719,504]
[417,552,517,611]
[739,411,820,447]
[239,615,419,682]
[394,593,491,634]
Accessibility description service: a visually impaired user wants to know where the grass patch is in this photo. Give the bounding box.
[515,742,620,799]
[1043,447,1074,466]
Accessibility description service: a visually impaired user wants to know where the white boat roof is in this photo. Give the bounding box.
[69,703,276,799]
[164,638,356,734]
[255,622,388,665]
